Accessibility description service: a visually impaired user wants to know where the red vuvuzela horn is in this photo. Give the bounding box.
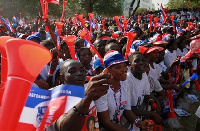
[63,35,77,60]
[55,22,64,37]
[122,19,129,32]
[149,14,153,33]
[153,17,159,32]
[124,32,137,59]
[61,1,67,21]
[0,36,14,105]
[0,39,52,130]
[102,19,105,31]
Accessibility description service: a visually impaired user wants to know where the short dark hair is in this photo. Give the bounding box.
[128,51,143,64]
[77,47,91,58]
[41,40,55,50]
[74,38,85,47]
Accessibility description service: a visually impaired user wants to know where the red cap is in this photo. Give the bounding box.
[153,40,168,45]
[146,46,164,54]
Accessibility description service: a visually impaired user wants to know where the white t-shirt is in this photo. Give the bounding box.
[164,49,177,67]
[148,76,163,93]
[95,80,131,123]
[40,59,64,85]
[149,63,161,80]
[155,61,167,73]
[126,72,150,107]
[176,48,188,57]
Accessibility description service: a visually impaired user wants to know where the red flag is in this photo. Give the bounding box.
[19,12,22,19]
[45,0,59,4]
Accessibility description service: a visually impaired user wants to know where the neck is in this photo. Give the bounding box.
[168,48,174,53]
[110,79,120,92]
[148,60,154,67]
[131,70,143,80]
[82,63,90,70]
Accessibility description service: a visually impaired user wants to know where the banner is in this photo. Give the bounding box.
[17,84,85,130]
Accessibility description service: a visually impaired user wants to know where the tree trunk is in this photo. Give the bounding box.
[85,0,93,19]
[131,0,140,17]
[129,0,136,17]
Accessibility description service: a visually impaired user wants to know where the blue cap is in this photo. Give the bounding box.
[26,35,41,42]
[93,59,105,70]
[103,50,127,68]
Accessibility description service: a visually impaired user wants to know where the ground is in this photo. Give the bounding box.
[164,90,200,131]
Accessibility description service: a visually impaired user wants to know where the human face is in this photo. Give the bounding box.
[88,120,95,131]
[146,50,160,62]
[130,54,146,74]
[79,49,92,65]
[62,61,86,86]
[95,40,106,57]
[108,62,128,81]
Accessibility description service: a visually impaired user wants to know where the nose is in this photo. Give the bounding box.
[77,70,85,77]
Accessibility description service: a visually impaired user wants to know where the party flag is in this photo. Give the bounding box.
[0,17,15,33]
[160,4,168,23]
[17,84,84,130]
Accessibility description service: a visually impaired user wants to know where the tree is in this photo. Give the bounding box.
[167,0,200,9]
[135,8,147,16]
[129,0,141,17]
[0,0,123,19]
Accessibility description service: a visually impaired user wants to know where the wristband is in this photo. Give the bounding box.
[73,106,89,117]
[134,117,141,127]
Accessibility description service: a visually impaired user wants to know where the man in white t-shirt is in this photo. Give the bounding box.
[128,52,163,126]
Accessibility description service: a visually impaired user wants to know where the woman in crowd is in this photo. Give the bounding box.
[95,50,153,131]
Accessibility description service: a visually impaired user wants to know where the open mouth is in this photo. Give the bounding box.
[140,65,145,70]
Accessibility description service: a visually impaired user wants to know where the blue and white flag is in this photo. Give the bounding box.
[17,84,84,130]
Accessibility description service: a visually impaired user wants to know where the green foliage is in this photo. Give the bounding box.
[0,0,123,19]
[135,8,147,15]
[167,0,200,9]
[94,0,123,17]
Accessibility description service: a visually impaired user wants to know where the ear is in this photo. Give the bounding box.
[59,75,64,84]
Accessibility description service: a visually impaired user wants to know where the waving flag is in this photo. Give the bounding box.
[0,17,15,33]
[129,44,135,55]
[150,33,162,43]
[17,84,84,130]
[162,33,171,41]
[45,0,59,4]
[90,19,96,30]
[160,4,168,23]
[12,16,18,23]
